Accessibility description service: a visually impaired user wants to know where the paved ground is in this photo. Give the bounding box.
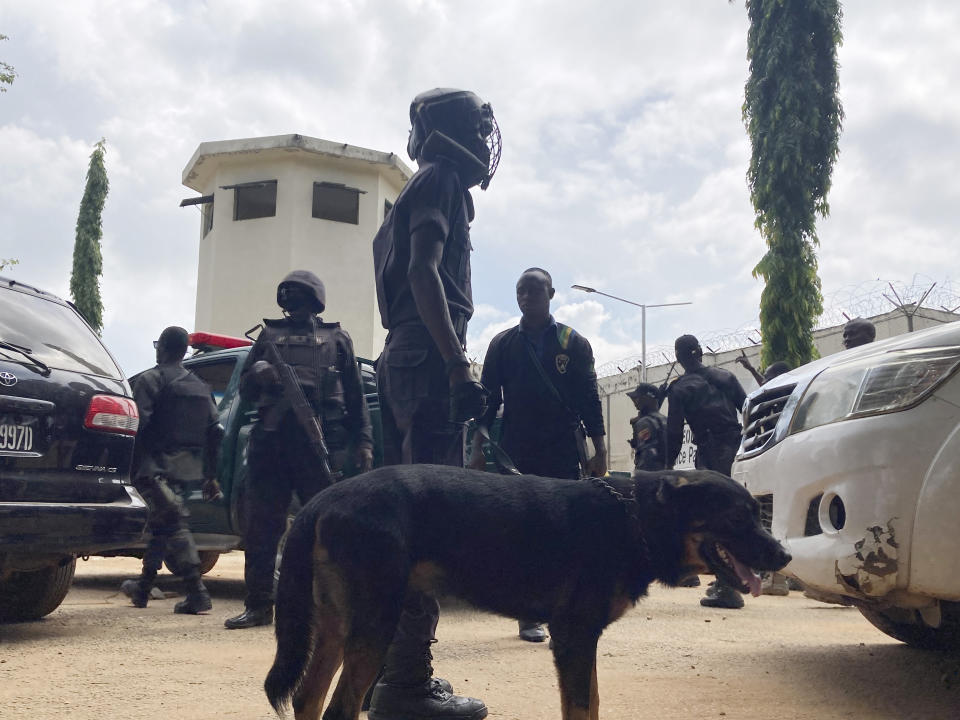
[1,553,958,720]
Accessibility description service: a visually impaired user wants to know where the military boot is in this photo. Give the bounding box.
[120,578,151,608]
[369,640,485,720]
[518,620,547,643]
[700,580,744,609]
[175,577,212,614]
[367,679,487,720]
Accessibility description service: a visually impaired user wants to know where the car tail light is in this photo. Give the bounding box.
[84,395,139,435]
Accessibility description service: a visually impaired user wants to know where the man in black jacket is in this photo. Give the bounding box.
[628,382,667,473]
[120,326,222,614]
[666,334,747,608]
[224,270,373,630]
[470,267,606,641]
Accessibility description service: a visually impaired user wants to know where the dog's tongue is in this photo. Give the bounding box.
[731,554,762,597]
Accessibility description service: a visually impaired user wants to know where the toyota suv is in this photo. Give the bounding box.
[732,321,960,649]
[0,277,148,621]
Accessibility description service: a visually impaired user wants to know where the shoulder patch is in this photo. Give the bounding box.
[556,324,575,350]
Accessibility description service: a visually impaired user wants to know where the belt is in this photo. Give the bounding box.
[387,314,469,347]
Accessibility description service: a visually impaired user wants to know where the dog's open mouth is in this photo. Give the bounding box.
[702,542,762,597]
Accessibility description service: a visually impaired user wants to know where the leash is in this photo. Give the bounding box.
[586,476,650,565]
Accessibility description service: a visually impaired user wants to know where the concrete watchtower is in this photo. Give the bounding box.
[181,134,413,360]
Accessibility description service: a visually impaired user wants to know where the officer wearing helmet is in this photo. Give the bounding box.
[367,88,498,720]
[120,326,223,614]
[627,382,668,473]
[224,271,373,630]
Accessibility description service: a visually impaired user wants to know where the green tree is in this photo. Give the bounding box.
[1,34,15,92]
[742,0,843,368]
[71,139,109,333]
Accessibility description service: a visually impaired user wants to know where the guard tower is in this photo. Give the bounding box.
[181,134,413,360]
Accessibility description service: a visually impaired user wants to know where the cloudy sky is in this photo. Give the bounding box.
[1,1,958,376]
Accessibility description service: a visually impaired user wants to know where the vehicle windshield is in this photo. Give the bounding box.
[0,286,122,379]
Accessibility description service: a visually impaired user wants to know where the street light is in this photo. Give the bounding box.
[571,285,692,382]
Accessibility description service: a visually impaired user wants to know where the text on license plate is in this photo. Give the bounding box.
[0,423,34,451]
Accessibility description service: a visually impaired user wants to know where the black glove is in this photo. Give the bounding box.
[450,380,488,423]
[251,360,280,390]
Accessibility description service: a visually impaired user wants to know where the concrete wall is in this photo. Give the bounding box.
[599,307,960,473]
[190,141,408,360]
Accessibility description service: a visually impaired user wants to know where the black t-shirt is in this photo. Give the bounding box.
[373,158,474,334]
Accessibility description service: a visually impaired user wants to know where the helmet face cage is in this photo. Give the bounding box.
[478,104,501,190]
[409,90,501,190]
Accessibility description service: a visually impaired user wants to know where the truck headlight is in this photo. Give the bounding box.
[789,346,960,435]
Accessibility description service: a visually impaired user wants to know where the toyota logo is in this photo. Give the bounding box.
[0,371,17,387]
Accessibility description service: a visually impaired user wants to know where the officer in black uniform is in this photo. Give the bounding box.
[120,326,222,614]
[224,270,373,630]
[627,382,667,473]
[368,88,498,720]
[666,334,748,609]
[469,267,606,643]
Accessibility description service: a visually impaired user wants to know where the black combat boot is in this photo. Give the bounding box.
[120,578,151,608]
[369,642,485,720]
[175,576,212,614]
[700,580,744,609]
[224,606,273,629]
[518,620,547,643]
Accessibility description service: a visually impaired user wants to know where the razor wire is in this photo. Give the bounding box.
[595,276,960,378]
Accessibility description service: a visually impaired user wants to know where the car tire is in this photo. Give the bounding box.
[164,550,221,576]
[0,557,77,622]
[859,602,960,651]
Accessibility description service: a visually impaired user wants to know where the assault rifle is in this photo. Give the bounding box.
[261,338,341,485]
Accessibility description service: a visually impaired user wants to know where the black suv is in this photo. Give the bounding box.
[0,277,148,622]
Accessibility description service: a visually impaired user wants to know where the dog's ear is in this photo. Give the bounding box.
[654,473,698,504]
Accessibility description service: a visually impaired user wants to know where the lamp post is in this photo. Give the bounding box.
[571,285,691,382]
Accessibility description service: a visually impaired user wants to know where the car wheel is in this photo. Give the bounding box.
[859,601,960,651]
[164,550,221,576]
[0,557,77,622]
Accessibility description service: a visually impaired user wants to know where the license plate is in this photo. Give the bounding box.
[0,415,38,453]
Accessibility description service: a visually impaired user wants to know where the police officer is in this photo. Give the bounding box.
[627,382,667,473]
[665,334,747,609]
[842,317,876,349]
[120,326,222,614]
[735,353,792,386]
[469,267,606,643]
[368,88,497,720]
[224,270,373,630]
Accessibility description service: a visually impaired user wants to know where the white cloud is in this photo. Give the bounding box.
[1,0,958,377]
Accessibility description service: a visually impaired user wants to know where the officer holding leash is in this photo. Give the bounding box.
[469,266,606,644]
[666,334,748,609]
[121,326,223,614]
[224,270,372,630]
[368,88,498,720]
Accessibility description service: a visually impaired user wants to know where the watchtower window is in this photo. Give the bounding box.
[227,180,277,221]
[313,182,363,225]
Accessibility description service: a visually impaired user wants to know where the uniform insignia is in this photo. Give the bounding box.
[636,428,651,442]
[555,353,570,374]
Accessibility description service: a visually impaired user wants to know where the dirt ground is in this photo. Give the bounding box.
[1,553,958,720]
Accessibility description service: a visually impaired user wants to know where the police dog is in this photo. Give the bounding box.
[264,465,790,720]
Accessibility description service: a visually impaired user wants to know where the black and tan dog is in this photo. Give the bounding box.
[264,465,790,720]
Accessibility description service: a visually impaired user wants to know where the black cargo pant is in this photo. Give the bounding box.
[694,428,741,476]
[376,325,463,685]
[242,417,345,611]
[134,474,201,580]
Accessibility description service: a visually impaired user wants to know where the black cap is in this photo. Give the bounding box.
[627,382,660,400]
[675,334,701,359]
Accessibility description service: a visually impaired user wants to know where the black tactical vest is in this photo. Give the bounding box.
[147,368,213,452]
[261,319,346,424]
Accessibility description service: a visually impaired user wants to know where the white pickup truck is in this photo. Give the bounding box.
[732,321,960,650]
